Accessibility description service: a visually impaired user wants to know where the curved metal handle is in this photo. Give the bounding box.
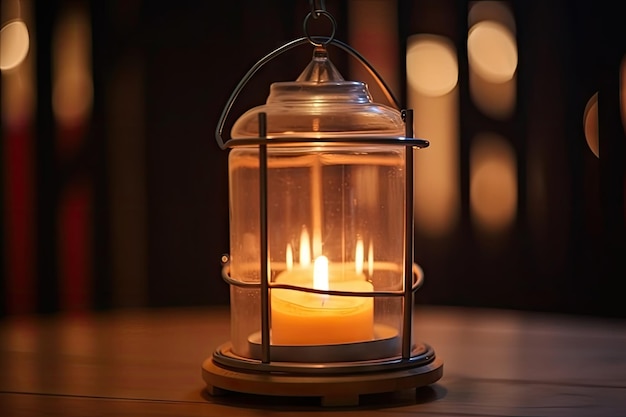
[215,37,402,150]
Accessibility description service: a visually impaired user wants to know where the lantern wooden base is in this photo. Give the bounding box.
[202,355,443,407]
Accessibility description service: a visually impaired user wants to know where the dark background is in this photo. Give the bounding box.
[1,0,624,317]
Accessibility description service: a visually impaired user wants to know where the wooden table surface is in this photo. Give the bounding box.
[1,305,625,416]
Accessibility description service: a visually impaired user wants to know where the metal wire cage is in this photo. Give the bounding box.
[203,5,442,407]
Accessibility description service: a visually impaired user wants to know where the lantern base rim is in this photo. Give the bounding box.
[211,340,436,374]
[202,348,443,407]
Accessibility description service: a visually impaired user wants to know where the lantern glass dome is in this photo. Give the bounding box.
[231,48,405,140]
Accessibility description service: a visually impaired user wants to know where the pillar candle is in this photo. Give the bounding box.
[271,259,374,345]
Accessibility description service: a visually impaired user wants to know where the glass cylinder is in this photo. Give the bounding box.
[226,48,410,362]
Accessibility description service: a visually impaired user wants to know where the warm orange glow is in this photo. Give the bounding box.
[1,27,34,127]
[407,35,460,237]
[299,226,311,267]
[313,256,330,297]
[583,92,599,158]
[312,117,320,132]
[470,68,516,120]
[286,243,294,271]
[467,3,517,120]
[272,260,374,345]
[468,20,517,84]
[470,133,517,232]
[355,237,364,275]
[52,6,93,127]
[468,1,516,33]
[355,166,379,209]
[367,240,374,277]
[0,20,29,71]
[312,228,323,260]
[406,34,458,97]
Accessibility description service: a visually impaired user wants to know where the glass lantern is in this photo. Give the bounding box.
[203,7,442,407]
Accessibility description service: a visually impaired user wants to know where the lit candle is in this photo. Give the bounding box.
[271,255,374,346]
[355,237,364,275]
[286,243,294,271]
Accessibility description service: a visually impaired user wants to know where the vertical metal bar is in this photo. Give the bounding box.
[402,109,415,360]
[258,112,271,364]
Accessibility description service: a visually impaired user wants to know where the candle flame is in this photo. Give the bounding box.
[299,226,311,267]
[286,243,293,271]
[355,237,364,275]
[313,256,329,291]
[313,256,329,302]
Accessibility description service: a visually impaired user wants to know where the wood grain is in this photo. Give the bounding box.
[1,305,625,416]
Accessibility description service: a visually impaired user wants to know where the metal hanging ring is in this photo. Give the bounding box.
[303,10,336,46]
